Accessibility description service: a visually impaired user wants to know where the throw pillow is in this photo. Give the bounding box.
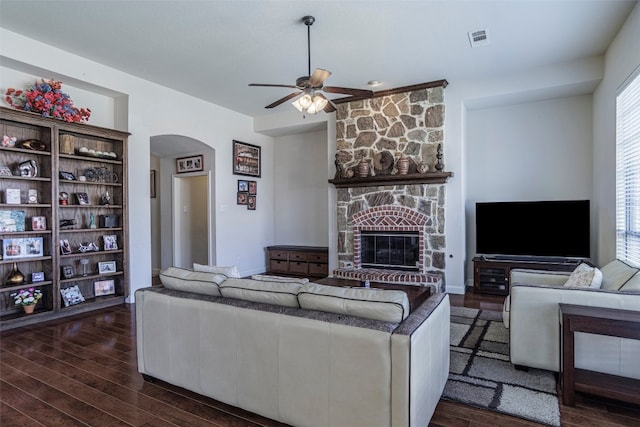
[600,259,640,290]
[219,278,302,307]
[251,274,309,284]
[298,283,409,323]
[193,263,240,278]
[563,263,602,288]
[159,267,225,296]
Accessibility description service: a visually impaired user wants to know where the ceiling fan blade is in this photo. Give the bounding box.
[323,99,337,113]
[323,86,374,97]
[249,83,299,89]
[265,91,301,109]
[308,68,332,87]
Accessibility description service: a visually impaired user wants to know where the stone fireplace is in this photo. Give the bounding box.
[331,81,449,292]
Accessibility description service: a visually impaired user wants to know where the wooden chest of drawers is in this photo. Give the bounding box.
[266,246,329,278]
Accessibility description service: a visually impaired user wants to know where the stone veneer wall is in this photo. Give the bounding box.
[335,85,447,278]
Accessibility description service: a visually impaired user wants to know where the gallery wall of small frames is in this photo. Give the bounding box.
[236,180,257,210]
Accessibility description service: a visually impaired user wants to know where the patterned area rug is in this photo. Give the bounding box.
[443,306,561,426]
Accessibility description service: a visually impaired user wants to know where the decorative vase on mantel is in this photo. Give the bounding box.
[23,304,36,314]
[357,157,370,177]
[396,154,410,175]
[5,262,25,286]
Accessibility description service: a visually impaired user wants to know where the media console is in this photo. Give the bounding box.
[472,256,585,296]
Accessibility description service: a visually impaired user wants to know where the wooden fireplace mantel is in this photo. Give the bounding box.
[328,172,453,188]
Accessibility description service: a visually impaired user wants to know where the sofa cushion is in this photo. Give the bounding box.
[159,267,225,296]
[563,263,603,288]
[619,273,640,291]
[298,283,409,323]
[193,263,240,278]
[600,260,640,290]
[219,278,302,307]
[251,274,309,284]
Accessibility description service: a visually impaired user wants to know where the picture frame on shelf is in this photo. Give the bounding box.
[2,237,43,259]
[103,235,118,251]
[98,261,116,274]
[247,195,256,211]
[27,189,39,204]
[31,216,46,231]
[5,188,21,204]
[176,155,203,174]
[61,265,75,279]
[94,279,115,297]
[248,181,257,195]
[232,140,261,177]
[0,210,26,232]
[60,284,85,307]
[32,271,45,282]
[60,239,73,255]
[75,192,89,205]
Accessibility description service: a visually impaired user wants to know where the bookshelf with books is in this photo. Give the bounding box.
[0,107,129,330]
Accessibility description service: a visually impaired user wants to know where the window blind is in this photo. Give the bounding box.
[616,70,640,267]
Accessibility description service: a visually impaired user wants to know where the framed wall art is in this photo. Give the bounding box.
[150,170,156,198]
[248,181,257,195]
[176,155,203,173]
[247,195,257,211]
[232,140,261,177]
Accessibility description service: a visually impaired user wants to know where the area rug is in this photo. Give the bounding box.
[443,306,561,426]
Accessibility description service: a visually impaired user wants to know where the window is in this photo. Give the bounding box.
[616,69,640,267]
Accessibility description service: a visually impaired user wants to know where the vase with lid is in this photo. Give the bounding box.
[357,157,370,177]
[396,154,410,175]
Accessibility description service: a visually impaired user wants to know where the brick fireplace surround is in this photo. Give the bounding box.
[331,81,448,293]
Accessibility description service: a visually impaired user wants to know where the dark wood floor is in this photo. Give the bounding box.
[1,288,639,426]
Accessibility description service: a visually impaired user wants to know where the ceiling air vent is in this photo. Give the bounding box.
[468,29,490,48]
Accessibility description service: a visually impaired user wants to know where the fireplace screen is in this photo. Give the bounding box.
[361,231,419,271]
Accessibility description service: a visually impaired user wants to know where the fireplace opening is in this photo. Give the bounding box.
[360,231,420,271]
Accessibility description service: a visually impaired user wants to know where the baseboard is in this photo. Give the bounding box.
[446,283,466,295]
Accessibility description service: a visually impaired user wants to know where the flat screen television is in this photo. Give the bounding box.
[475,200,590,259]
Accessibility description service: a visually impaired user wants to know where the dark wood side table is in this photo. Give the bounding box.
[559,303,640,406]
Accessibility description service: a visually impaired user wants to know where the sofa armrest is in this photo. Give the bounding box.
[509,284,640,376]
[510,268,571,287]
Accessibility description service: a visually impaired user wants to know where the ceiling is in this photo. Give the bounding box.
[0,1,637,118]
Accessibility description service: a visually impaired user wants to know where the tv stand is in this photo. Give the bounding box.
[472,256,584,296]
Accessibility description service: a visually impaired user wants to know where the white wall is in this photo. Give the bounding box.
[593,3,640,266]
[273,129,329,246]
[464,95,594,283]
[0,29,276,296]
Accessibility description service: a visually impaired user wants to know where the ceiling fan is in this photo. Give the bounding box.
[249,15,374,114]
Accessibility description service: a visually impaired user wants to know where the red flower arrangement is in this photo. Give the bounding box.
[5,79,91,123]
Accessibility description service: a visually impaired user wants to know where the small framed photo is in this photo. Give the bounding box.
[60,284,85,307]
[98,261,117,274]
[32,271,45,282]
[94,279,115,297]
[61,265,75,279]
[60,239,72,254]
[59,171,77,181]
[247,195,256,211]
[3,237,43,259]
[248,181,257,195]
[32,216,46,231]
[237,192,248,205]
[232,140,261,177]
[75,192,89,205]
[5,188,21,204]
[176,155,203,174]
[238,180,249,192]
[103,235,118,250]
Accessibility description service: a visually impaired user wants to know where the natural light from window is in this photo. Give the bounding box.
[616,69,640,267]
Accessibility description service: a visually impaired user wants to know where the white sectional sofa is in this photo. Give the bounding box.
[503,260,640,379]
[136,268,450,427]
